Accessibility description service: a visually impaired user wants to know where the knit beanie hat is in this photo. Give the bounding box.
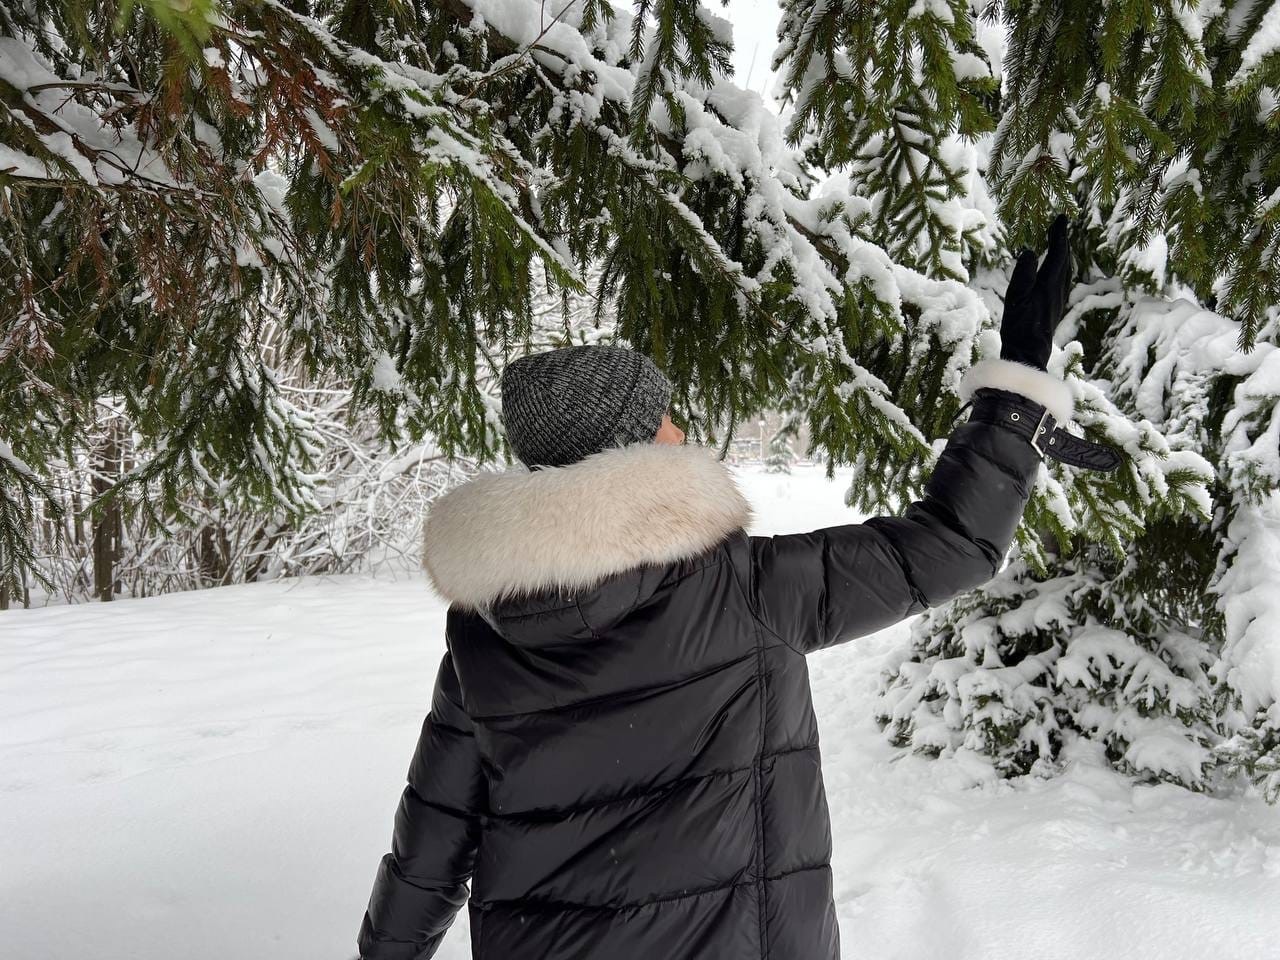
[499,345,673,468]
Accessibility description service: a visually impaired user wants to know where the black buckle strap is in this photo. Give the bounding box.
[964,388,1123,472]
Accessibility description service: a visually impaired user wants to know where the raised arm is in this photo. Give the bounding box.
[748,214,1120,655]
[357,639,486,960]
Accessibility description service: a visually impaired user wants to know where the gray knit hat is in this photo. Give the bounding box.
[499,345,673,468]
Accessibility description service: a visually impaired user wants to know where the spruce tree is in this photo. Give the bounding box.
[871,1,1280,793]
[765,425,798,473]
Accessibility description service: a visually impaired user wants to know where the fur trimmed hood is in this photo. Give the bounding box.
[421,443,753,610]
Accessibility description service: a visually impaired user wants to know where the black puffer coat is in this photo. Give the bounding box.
[358,373,1066,960]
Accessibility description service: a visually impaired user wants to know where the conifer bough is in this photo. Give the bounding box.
[2,0,1279,800]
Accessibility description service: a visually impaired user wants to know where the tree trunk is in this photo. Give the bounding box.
[92,424,122,602]
[196,519,231,586]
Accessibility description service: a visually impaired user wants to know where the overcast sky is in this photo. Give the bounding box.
[719,0,786,103]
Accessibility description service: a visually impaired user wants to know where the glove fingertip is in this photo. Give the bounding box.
[1046,215,1071,261]
[1008,248,1038,297]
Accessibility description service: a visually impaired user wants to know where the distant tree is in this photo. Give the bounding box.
[765,418,799,473]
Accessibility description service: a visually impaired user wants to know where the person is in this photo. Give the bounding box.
[356,214,1119,960]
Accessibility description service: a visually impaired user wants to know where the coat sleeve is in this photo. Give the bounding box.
[749,363,1066,655]
[357,646,486,960]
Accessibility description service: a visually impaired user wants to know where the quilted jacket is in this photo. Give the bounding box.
[358,360,1071,960]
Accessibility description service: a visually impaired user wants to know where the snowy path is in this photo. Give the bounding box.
[2,466,1276,959]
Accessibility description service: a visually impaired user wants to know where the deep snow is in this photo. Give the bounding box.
[2,464,1277,960]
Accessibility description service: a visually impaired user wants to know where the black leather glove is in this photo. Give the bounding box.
[999,213,1071,371]
[956,212,1121,472]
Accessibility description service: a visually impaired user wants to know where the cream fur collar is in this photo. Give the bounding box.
[421,443,753,610]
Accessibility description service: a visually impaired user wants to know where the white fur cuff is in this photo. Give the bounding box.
[957,358,1074,424]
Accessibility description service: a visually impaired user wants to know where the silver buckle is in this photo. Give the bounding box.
[1030,408,1053,456]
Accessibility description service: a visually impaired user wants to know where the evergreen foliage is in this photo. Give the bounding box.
[770,0,1280,794]
[3,0,998,598]
[883,289,1280,793]
[2,0,1279,801]
[775,0,1002,280]
[988,0,1279,347]
[879,548,1219,788]
[13,263,605,604]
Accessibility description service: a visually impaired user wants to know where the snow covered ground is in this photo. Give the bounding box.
[3,464,1277,960]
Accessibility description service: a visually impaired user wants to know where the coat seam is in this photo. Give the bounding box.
[949,430,1034,496]
[819,531,832,645]
[861,519,931,611]
[658,552,733,589]
[751,585,770,959]
[733,533,807,656]
[473,875,745,915]
[472,897,485,955]
[471,860,828,916]
[403,787,483,824]
[572,599,598,640]
[487,553,732,628]
[427,718,474,739]
[485,742,820,822]
[494,600,580,620]
[722,532,788,957]
[765,861,831,882]
[469,649,757,722]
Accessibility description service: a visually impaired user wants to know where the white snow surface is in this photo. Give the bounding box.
[3,465,1278,960]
